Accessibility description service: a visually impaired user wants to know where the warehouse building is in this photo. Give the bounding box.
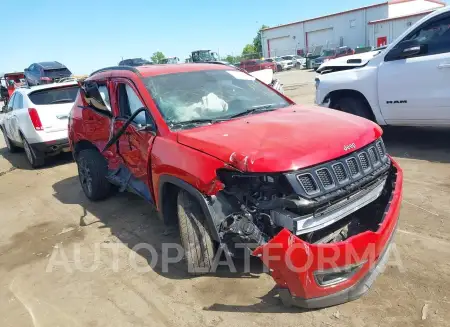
[261,0,446,57]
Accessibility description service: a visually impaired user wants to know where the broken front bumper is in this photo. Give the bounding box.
[253,159,403,309]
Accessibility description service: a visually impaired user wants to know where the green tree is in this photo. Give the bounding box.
[151,51,165,64]
[242,44,257,59]
[253,25,269,55]
[224,55,237,63]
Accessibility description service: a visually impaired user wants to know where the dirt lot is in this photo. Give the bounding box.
[1,70,449,327]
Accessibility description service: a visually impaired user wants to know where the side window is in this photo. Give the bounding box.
[13,93,23,109]
[97,85,111,111]
[7,94,15,112]
[117,83,148,126]
[404,14,450,56]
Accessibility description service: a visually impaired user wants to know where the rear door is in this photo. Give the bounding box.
[28,84,79,133]
[3,93,15,139]
[111,78,157,202]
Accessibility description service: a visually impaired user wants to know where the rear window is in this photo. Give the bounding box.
[28,85,79,105]
[44,68,72,78]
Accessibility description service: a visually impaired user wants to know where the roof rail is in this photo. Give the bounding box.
[89,66,141,77]
[55,77,78,83]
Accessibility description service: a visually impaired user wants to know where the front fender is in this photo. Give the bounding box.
[316,66,386,125]
[158,175,226,242]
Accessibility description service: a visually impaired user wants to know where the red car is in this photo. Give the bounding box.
[239,59,276,73]
[69,63,402,309]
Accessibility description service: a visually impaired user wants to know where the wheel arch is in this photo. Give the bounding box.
[73,140,100,160]
[158,175,221,242]
[325,89,376,121]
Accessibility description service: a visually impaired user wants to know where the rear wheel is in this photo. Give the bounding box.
[23,137,45,168]
[177,190,215,275]
[332,96,373,121]
[1,128,19,153]
[77,149,112,201]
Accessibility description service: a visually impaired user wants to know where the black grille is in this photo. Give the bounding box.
[298,174,318,194]
[347,158,359,176]
[368,147,378,163]
[316,168,334,188]
[333,163,347,182]
[289,138,390,198]
[376,142,385,158]
[359,152,370,171]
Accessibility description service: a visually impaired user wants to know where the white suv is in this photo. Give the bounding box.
[315,7,450,127]
[0,81,79,167]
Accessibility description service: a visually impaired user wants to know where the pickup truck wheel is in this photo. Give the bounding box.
[332,96,373,120]
[23,137,45,168]
[77,149,111,201]
[177,190,214,275]
[1,128,19,153]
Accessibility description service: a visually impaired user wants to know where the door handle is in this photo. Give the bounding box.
[438,63,450,69]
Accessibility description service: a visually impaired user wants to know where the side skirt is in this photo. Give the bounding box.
[107,165,154,204]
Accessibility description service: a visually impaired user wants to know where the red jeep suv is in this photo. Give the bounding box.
[69,63,402,309]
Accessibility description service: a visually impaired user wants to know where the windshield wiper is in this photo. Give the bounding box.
[168,118,228,128]
[228,104,281,119]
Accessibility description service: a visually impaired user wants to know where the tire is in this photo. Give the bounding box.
[177,190,214,275]
[277,65,283,72]
[1,127,19,153]
[332,96,373,120]
[76,149,112,201]
[23,137,45,168]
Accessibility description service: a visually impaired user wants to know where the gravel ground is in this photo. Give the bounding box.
[0,70,449,327]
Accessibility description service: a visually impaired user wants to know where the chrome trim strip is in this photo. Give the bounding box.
[295,177,387,235]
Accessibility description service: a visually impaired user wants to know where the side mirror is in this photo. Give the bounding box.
[81,81,108,111]
[385,39,424,61]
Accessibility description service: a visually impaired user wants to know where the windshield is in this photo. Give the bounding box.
[193,51,219,62]
[321,50,336,57]
[143,69,290,128]
[264,58,274,62]
[281,56,292,60]
[274,57,283,62]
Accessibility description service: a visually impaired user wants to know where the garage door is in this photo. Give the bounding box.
[307,28,334,49]
[268,36,290,57]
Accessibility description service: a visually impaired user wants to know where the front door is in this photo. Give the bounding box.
[378,12,450,125]
[112,79,156,202]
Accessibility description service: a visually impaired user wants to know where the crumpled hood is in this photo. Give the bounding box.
[317,50,383,72]
[177,105,382,172]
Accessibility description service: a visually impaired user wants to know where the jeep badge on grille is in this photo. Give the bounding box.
[344,143,356,151]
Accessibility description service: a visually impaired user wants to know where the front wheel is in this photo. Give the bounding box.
[177,190,215,275]
[2,128,19,153]
[332,96,373,121]
[277,65,283,72]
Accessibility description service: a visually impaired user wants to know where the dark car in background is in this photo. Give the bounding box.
[118,58,153,67]
[24,62,72,86]
[312,46,355,70]
[239,59,276,73]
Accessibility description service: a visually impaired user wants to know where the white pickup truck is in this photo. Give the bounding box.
[315,6,450,127]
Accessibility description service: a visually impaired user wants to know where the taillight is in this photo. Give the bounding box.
[40,77,52,81]
[28,108,43,130]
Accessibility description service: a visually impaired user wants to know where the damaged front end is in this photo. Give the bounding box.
[212,138,403,308]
